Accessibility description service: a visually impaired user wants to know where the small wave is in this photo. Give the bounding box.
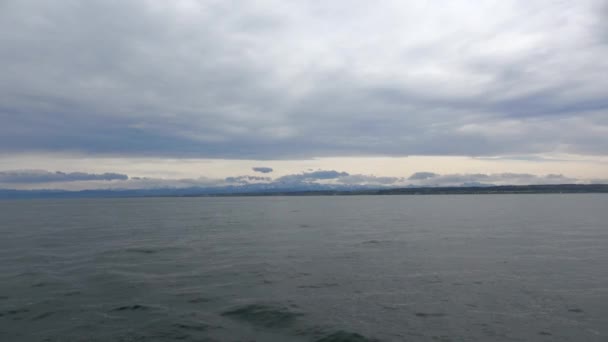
[414,312,447,318]
[188,297,212,304]
[1,308,30,320]
[32,311,54,320]
[360,240,394,246]
[104,246,185,256]
[111,304,150,312]
[3,308,30,316]
[114,320,221,342]
[173,322,211,332]
[298,283,339,289]
[221,303,303,328]
[315,331,380,342]
[117,330,190,341]
[125,248,158,254]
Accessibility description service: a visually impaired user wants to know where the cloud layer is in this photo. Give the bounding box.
[0,168,586,191]
[1,0,607,159]
[0,170,128,183]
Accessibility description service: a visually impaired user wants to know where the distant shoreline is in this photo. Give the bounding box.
[198,184,608,197]
[1,184,607,200]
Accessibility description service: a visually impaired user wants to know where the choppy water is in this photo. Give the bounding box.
[0,195,607,341]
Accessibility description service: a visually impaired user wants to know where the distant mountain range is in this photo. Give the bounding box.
[1,184,607,200]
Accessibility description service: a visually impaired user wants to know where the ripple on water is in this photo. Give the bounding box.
[315,331,380,342]
[111,318,220,342]
[298,283,340,289]
[414,312,447,318]
[103,246,185,257]
[221,303,303,328]
[187,297,212,304]
[124,248,158,254]
[2,308,30,320]
[360,240,394,246]
[110,304,151,312]
[173,321,214,332]
[31,311,54,320]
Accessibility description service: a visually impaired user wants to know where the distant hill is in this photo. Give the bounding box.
[1,184,607,200]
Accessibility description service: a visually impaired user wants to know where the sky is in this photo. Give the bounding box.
[1,0,607,190]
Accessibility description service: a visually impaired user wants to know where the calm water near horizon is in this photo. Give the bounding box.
[0,195,607,341]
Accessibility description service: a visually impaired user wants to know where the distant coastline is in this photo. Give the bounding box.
[206,184,608,197]
[1,184,607,200]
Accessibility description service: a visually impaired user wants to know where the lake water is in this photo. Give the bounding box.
[0,195,607,341]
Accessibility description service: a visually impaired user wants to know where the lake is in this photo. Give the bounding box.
[0,195,607,341]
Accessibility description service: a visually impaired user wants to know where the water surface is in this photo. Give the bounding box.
[1,195,607,341]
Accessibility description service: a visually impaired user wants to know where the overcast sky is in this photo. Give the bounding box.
[1,0,607,190]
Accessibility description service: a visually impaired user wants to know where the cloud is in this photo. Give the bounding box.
[408,172,439,180]
[407,171,578,187]
[0,170,127,183]
[2,175,225,191]
[276,170,350,183]
[0,1,606,159]
[252,167,273,173]
[337,174,401,185]
[0,167,591,191]
[225,175,272,184]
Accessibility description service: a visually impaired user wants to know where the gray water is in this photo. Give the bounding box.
[0,195,607,342]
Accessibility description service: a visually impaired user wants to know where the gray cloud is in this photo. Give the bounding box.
[277,170,350,183]
[408,172,439,180]
[225,175,272,184]
[0,167,590,191]
[337,174,401,185]
[6,175,225,191]
[252,167,274,173]
[0,1,606,159]
[0,170,127,183]
[407,172,578,187]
